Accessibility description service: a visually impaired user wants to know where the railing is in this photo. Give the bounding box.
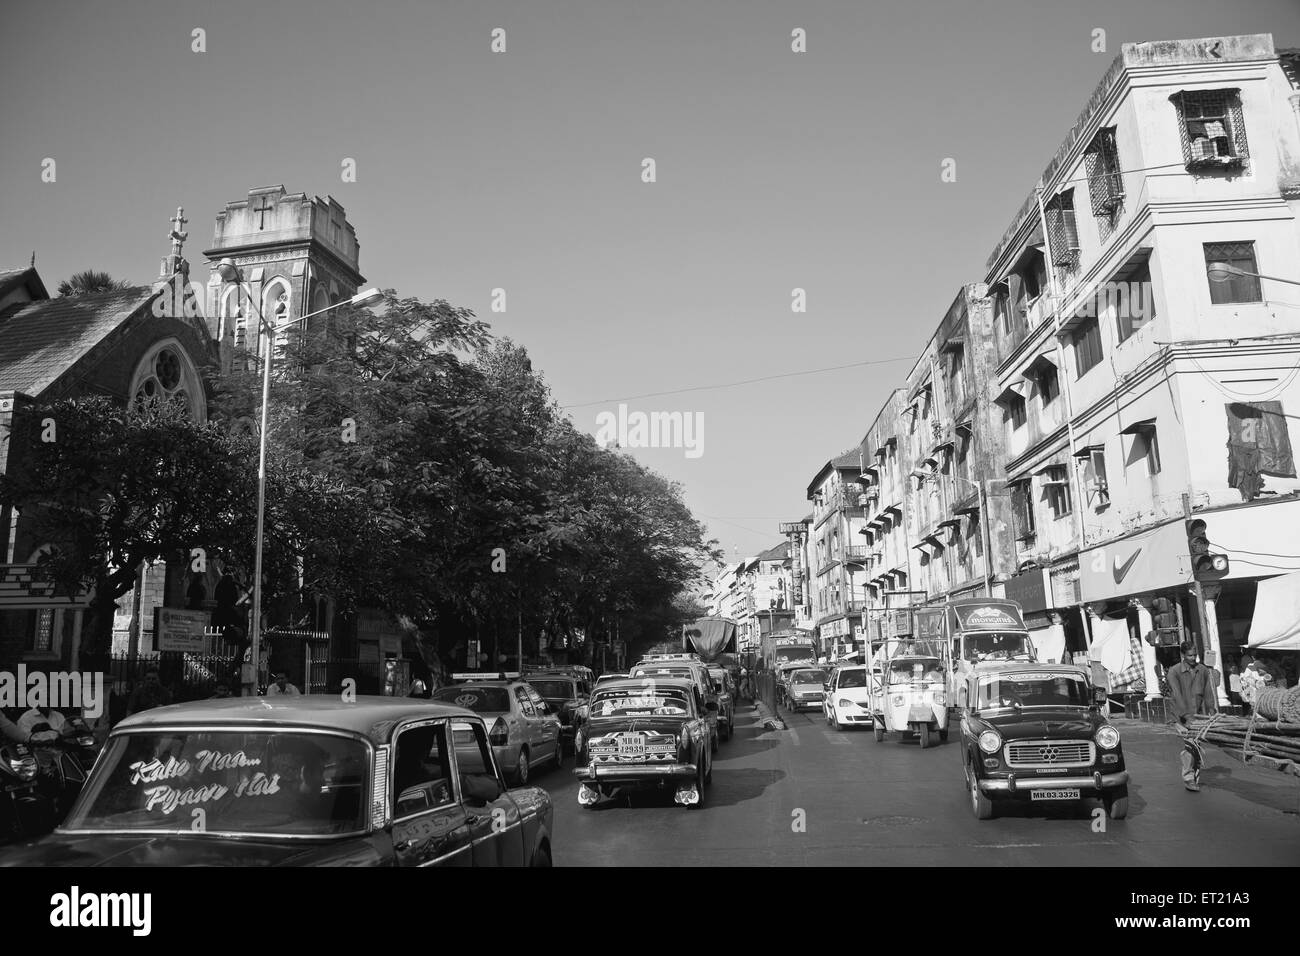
[843,546,870,563]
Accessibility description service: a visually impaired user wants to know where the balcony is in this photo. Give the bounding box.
[843,546,870,565]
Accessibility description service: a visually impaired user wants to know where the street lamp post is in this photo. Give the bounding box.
[215,258,381,696]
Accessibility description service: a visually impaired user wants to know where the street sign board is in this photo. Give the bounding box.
[156,608,209,652]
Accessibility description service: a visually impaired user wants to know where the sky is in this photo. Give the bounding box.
[3,0,1299,574]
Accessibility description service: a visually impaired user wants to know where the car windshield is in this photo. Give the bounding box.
[591,689,692,718]
[431,687,512,712]
[978,673,1090,709]
[775,648,815,666]
[838,669,868,688]
[633,666,693,681]
[791,669,828,684]
[62,730,369,836]
[528,680,574,699]
[889,660,944,683]
[963,632,1033,662]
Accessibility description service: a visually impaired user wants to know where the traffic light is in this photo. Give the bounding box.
[1147,596,1182,647]
[1186,518,1230,582]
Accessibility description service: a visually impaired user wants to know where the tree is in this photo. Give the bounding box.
[57,270,133,296]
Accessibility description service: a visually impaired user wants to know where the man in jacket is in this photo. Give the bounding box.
[1167,644,1218,791]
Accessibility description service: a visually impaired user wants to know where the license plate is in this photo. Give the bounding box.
[1030,788,1080,801]
[618,735,646,755]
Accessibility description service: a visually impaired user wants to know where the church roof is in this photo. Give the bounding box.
[0,287,155,397]
[0,267,48,302]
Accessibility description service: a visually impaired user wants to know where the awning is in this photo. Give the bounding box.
[940,336,965,354]
[1246,570,1300,651]
[1072,443,1104,459]
[1020,349,1058,380]
[1119,418,1157,436]
[909,379,933,403]
[1033,461,1066,476]
[995,380,1028,404]
[955,419,974,435]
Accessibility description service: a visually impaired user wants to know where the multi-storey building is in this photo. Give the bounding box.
[806,449,868,660]
[840,34,1300,698]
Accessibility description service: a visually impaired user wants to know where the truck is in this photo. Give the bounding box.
[682,617,739,666]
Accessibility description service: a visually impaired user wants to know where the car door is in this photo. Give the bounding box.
[514,686,542,767]
[389,719,473,867]
[526,686,561,761]
[450,719,526,867]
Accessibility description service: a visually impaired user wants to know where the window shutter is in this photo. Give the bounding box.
[1227,93,1251,164]
[1171,91,1192,165]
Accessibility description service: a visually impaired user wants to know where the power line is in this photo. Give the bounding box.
[562,355,916,409]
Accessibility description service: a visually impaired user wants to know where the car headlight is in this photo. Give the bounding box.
[977,730,1002,754]
[1095,725,1120,750]
[678,727,690,751]
[838,699,853,708]
[892,695,905,708]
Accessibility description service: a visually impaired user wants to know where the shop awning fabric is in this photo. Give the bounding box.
[1246,569,1300,651]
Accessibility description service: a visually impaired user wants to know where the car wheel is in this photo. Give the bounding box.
[939,728,949,743]
[1104,786,1129,820]
[919,723,931,749]
[704,749,713,785]
[514,748,529,786]
[710,730,718,754]
[531,843,553,867]
[551,740,564,772]
[968,760,995,820]
[689,760,706,810]
[873,725,884,742]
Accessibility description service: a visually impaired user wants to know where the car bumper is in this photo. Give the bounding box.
[789,698,823,710]
[574,762,697,784]
[978,771,1129,794]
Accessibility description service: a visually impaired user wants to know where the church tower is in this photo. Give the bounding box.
[203,186,364,370]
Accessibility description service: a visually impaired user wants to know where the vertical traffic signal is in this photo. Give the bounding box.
[1186,518,1230,581]
[1147,596,1182,646]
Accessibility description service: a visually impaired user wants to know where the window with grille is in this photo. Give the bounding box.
[1042,466,1071,519]
[1020,252,1047,301]
[1204,242,1262,304]
[1172,89,1250,170]
[1045,190,1080,270]
[1071,317,1103,377]
[1084,127,1124,217]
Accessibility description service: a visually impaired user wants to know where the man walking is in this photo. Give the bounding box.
[1167,643,1218,791]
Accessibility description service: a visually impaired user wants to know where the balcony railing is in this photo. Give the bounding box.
[843,546,870,564]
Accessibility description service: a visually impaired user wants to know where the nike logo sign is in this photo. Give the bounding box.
[1113,548,1142,583]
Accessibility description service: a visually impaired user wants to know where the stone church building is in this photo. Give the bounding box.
[0,186,382,689]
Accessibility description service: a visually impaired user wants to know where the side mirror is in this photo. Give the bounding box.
[462,774,504,805]
[1093,687,1108,705]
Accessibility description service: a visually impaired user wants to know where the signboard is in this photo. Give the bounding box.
[915,608,944,641]
[822,618,850,639]
[1003,567,1048,613]
[156,608,209,652]
[887,609,913,638]
[1078,519,1192,603]
[953,603,1025,631]
[379,634,403,657]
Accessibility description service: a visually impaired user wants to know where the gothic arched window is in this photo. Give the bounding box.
[129,339,206,419]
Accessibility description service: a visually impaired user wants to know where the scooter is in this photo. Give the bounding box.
[0,740,50,841]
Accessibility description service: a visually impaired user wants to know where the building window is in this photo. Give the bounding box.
[1071,318,1103,378]
[1204,242,1262,304]
[1035,362,1059,405]
[1020,252,1048,302]
[1084,126,1124,218]
[1123,422,1162,478]
[1005,393,1027,430]
[1010,481,1036,541]
[28,608,54,653]
[1042,466,1071,519]
[1079,446,1110,507]
[1116,261,1156,342]
[1044,189,1080,273]
[1172,89,1250,171]
[129,340,206,419]
[995,287,1011,333]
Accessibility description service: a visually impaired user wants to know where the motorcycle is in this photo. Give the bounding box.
[27,717,100,824]
[0,739,50,841]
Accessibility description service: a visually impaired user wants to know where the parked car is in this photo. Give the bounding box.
[574,678,714,809]
[431,679,563,785]
[823,664,874,730]
[781,667,830,712]
[594,673,629,689]
[525,673,591,755]
[705,666,735,741]
[630,659,721,752]
[0,696,555,866]
[960,663,1129,821]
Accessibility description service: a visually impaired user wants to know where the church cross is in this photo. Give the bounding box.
[254,197,273,229]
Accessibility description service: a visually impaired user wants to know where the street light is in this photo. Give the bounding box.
[1206,263,1300,288]
[215,258,382,696]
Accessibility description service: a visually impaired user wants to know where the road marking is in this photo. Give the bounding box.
[788,726,801,746]
[827,734,850,745]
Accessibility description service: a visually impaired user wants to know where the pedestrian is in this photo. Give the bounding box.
[267,672,302,697]
[126,667,173,716]
[1239,652,1270,716]
[1166,643,1218,792]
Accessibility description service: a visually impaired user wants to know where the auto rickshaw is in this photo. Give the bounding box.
[870,653,949,748]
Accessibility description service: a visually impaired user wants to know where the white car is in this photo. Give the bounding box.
[823,664,876,730]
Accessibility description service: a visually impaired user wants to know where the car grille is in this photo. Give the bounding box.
[1004,740,1095,768]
